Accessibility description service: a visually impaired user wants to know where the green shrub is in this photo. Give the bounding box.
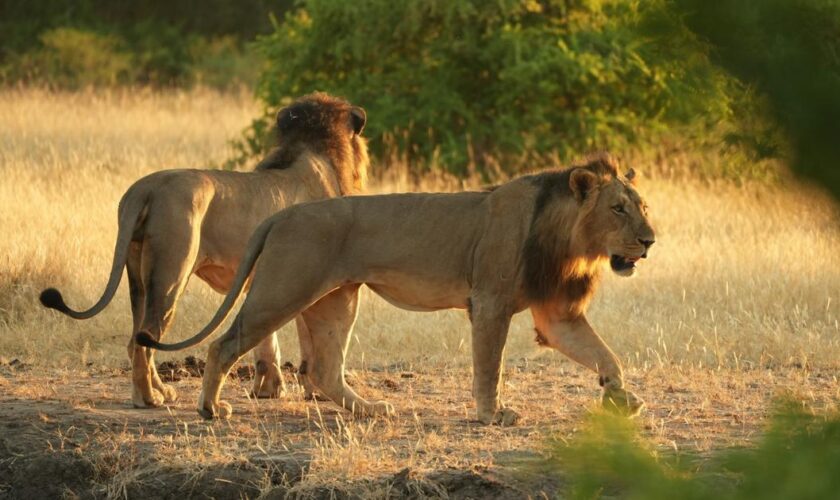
[251,0,737,176]
[543,401,840,499]
[189,36,262,89]
[0,0,286,89]
[1,26,262,90]
[675,0,840,198]
[9,28,134,88]
[126,21,193,86]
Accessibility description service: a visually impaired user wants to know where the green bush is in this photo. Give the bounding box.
[8,28,134,88]
[189,36,263,90]
[0,0,289,89]
[543,401,840,499]
[675,0,840,198]
[2,26,261,89]
[251,0,738,176]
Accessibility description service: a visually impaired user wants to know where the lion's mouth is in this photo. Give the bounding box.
[610,255,639,273]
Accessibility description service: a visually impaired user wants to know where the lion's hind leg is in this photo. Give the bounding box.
[198,300,319,419]
[125,241,169,409]
[302,285,393,418]
[197,248,339,419]
[132,204,205,408]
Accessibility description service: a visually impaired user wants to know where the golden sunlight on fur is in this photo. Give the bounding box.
[1,87,838,375]
[1,87,839,497]
[36,91,369,410]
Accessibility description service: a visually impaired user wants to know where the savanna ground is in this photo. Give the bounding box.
[1,88,839,498]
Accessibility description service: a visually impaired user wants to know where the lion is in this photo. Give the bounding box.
[137,154,655,425]
[40,92,369,408]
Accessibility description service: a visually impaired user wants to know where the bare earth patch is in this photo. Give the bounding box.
[1,360,837,498]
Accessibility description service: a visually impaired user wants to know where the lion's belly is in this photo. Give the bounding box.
[366,277,469,312]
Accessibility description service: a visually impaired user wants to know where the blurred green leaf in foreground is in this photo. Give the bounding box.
[544,399,840,499]
[678,0,840,198]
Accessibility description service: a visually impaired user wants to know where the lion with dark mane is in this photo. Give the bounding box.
[41,92,369,408]
[138,154,655,425]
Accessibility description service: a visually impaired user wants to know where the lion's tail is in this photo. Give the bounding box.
[39,190,148,320]
[135,217,274,352]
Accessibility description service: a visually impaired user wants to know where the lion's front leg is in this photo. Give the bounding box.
[294,315,319,401]
[470,302,519,426]
[531,306,644,416]
[250,331,286,399]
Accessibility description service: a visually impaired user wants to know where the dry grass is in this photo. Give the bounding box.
[1,87,837,373]
[0,87,257,367]
[1,87,839,497]
[1,363,837,497]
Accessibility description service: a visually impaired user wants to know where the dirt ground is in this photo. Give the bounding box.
[1,358,838,499]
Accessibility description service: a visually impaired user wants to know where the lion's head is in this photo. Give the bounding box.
[256,92,369,194]
[567,156,655,277]
[523,154,655,307]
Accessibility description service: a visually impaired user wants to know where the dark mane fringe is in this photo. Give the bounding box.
[254,92,368,194]
[526,153,619,215]
[522,230,601,306]
[521,153,618,305]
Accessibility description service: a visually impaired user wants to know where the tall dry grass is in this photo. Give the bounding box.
[1,87,838,374]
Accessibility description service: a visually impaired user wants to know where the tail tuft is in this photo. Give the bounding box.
[135,331,158,348]
[40,288,70,313]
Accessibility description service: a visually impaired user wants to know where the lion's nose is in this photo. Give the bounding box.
[639,238,654,258]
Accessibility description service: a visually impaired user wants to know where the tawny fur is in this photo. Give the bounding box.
[41,92,369,409]
[139,153,655,425]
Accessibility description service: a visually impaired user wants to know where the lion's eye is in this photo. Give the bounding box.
[612,205,625,214]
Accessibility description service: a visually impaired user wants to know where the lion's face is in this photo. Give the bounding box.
[571,168,655,277]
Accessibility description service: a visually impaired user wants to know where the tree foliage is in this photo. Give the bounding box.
[254,0,737,176]
[676,0,840,198]
[0,0,292,88]
[547,401,840,499]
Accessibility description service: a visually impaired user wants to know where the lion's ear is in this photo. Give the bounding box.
[350,106,366,135]
[276,108,297,131]
[625,168,637,184]
[569,168,599,202]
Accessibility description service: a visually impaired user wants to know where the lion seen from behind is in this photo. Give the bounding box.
[41,92,369,408]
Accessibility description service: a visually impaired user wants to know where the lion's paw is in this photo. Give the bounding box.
[197,400,233,420]
[352,400,394,418]
[478,407,520,426]
[301,378,326,401]
[372,401,395,417]
[602,387,645,417]
[251,367,286,399]
[304,391,329,402]
[133,387,165,409]
[251,380,286,399]
[158,384,179,403]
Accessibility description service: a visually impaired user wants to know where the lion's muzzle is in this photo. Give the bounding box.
[609,254,638,274]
